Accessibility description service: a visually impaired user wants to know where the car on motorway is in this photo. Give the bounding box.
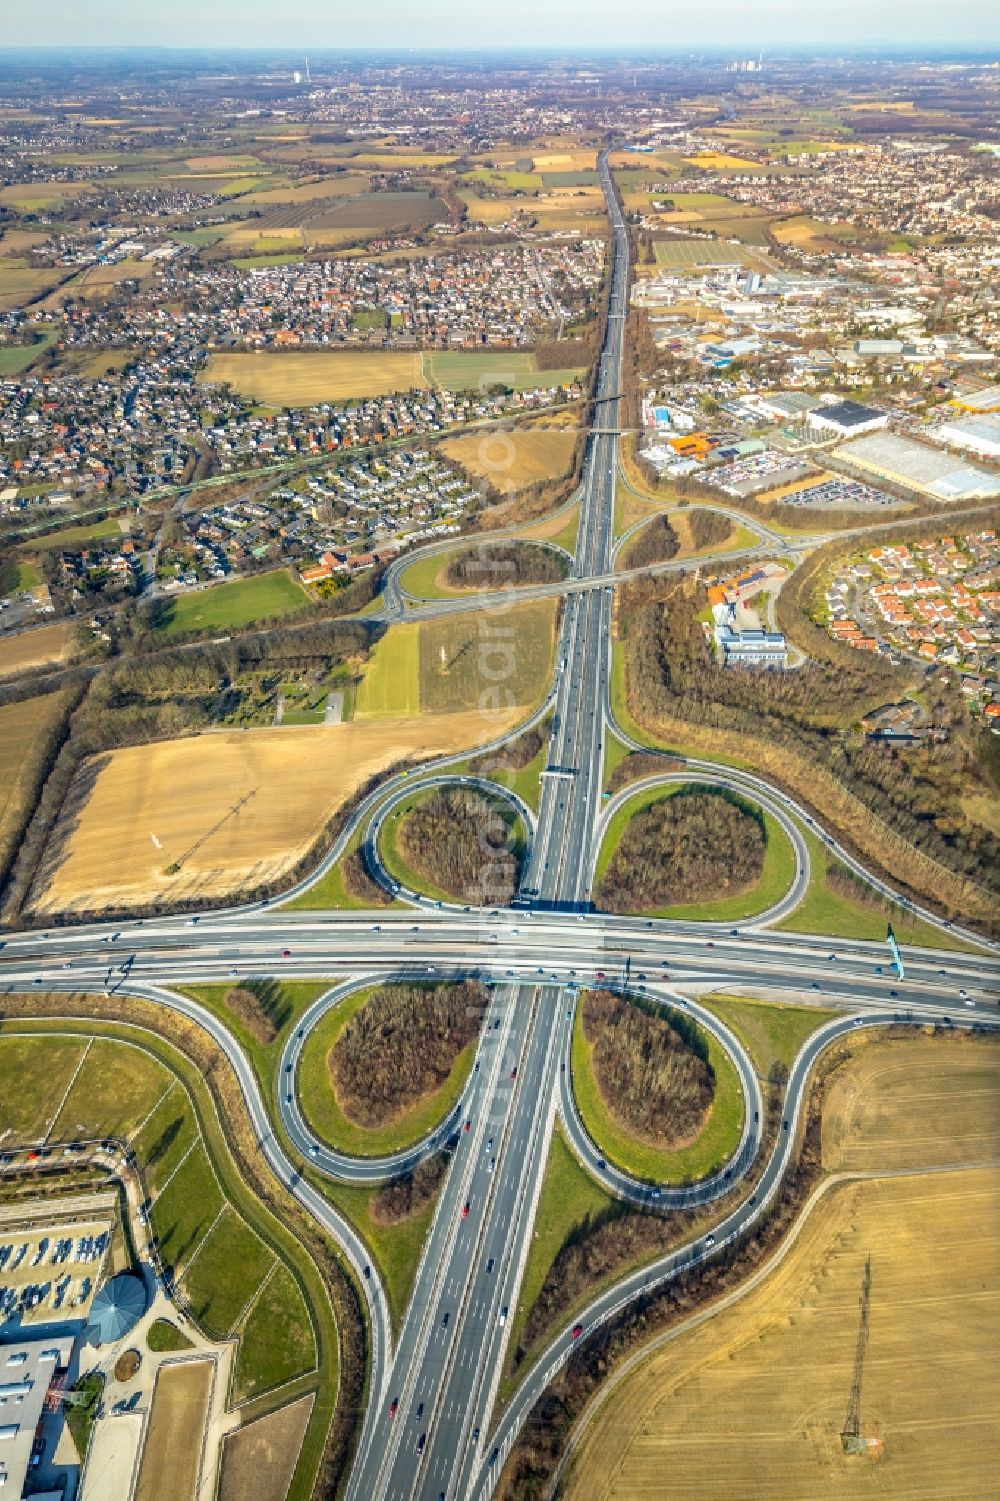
[416,1402,424,1419]
[388,1397,398,1418]
[442,1311,450,1327]
[463,1119,471,1133]
[959,988,969,999]
[705,1233,716,1247]
[461,1201,470,1219]
[416,1433,426,1453]
[509,1065,518,1080]
[486,1258,495,1273]
[281,949,291,959]
[571,1323,584,1339]
[499,1305,507,1325]
[363,1264,371,1279]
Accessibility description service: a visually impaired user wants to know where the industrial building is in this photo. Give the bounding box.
[835,431,1000,502]
[714,623,789,666]
[806,400,888,438]
[0,1332,74,1497]
[931,412,1000,460]
[950,385,1000,414]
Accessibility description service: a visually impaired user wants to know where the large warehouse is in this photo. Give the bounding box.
[932,413,1000,460]
[834,432,1000,502]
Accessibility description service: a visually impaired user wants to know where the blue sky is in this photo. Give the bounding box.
[4,1,998,50]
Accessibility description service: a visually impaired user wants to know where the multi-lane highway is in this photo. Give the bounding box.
[2,149,998,1501]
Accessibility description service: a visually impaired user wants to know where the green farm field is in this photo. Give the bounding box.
[156,570,309,637]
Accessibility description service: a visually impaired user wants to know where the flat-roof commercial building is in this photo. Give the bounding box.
[932,413,1000,460]
[0,1332,74,1496]
[950,386,1000,414]
[715,623,788,667]
[835,431,1000,502]
[807,400,888,438]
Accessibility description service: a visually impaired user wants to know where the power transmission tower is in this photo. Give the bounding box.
[841,1254,872,1452]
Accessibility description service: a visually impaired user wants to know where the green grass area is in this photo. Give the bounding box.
[15,559,39,590]
[571,996,745,1184]
[233,1262,317,1401]
[601,729,633,790]
[0,1033,89,1140]
[314,1172,441,1332]
[233,251,306,269]
[282,830,407,912]
[181,1204,276,1339]
[776,827,974,952]
[424,351,584,393]
[504,1124,614,1388]
[699,994,838,1080]
[0,325,59,375]
[354,621,421,717]
[358,601,557,719]
[653,239,748,268]
[297,985,478,1157]
[397,548,464,602]
[64,1373,103,1462]
[419,602,557,715]
[594,784,795,922]
[31,515,124,550]
[542,505,581,556]
[0,1019,328,1479]
[157,569,309,637]
[146,1319,193,1353]
[177,981,335,1086]
[484,735,551,813]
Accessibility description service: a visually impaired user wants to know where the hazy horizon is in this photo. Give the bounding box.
[3,1,999,52]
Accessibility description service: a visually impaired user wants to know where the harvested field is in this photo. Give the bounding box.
[653,239,748,268]
[0,622,72,677]
[0,691,67,876]
[31,711,522,914]
[239,174,371,206]
[218,1395,314,1501]
[562,1035,1000,1501]
[305,190,438,231]
[134,1360,213,1501]
[201,350,427,404]
[440,428,578,490]
[77,257,156,290]
[425,351,584,393]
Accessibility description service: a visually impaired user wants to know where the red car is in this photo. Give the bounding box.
[509,1066,518,1080]
[388,1397,398,1418]
[281,949,292,958]
[595,970,605,979]
[461,1201,470,1219]
[463,1120,471,1133]
[571,1323,583,1339]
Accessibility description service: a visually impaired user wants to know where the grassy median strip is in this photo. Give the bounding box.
[570,999,745,1184]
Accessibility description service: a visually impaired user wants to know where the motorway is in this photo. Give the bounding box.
[1,150,999,1501]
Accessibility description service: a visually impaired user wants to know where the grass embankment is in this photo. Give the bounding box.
[570,998,745,1184]
[282,827,406,912]
[296,986,477,1158]
[698,995,839,1080]
[777,827,975,952]
[594,783,795,922]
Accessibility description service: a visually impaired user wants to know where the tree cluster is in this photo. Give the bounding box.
[598,788,766,911]
[222,980,290,1046]
[582,989,715,1147]
[443,541,567,589]
[370,1153,447,1226]
[397,787,522,905]
[331,979,486,1128]
[621,515,679,570]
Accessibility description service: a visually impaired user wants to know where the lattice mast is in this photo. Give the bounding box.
[841,1254,872,1449]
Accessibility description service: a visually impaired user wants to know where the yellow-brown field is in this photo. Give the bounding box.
[78,257,157,290]
[684,151,760,170]
[30,709,524,914]
[0,622,73,678]
[563,1036,1000,1501]
[531,149,598,171]
[440,428,578,492]
[200,350,428,405]
[239,175,370,206]
[0,691,67,873]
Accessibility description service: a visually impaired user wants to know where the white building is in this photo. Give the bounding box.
[806,400,888,439]
[932,413,1000,460]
